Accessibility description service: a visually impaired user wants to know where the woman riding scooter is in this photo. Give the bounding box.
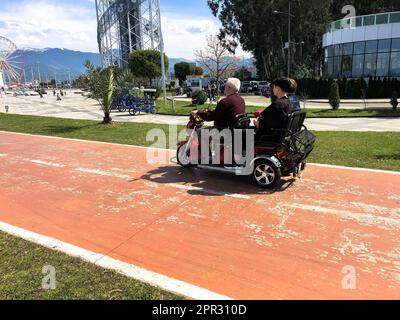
[254,77,297,142]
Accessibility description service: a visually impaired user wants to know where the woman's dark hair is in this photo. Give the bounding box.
[272,77,297,94]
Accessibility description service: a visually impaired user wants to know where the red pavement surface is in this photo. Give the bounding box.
[0,131,400,300]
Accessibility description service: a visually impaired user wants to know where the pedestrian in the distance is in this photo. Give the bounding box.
[211,82,217,101]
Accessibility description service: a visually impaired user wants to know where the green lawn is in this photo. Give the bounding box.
[0,113,399,299]
[156,99,400,118]
[0,113,399,171]
[304,108,400,118]
[0,232,182,300]
[156,99,212,115]
[309,131,400,171]
[0,113,174,148]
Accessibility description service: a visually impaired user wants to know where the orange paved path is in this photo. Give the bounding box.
[0,131,400,299]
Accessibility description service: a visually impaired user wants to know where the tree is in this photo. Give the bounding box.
[113,69,139,98]
[174,62,191,86]
[82,60,115,124]
[234,67,252,81]
[329,81,340,110]
[208,1,400,80]
[208,0,331,79]
[128,50,169,86]
[190,66,204,76]
[174,62,203,86]
[195,35,238,84]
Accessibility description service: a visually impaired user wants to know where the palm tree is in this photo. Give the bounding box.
[82,60,115,124]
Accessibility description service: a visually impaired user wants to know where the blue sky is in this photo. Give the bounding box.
[0,0,247,59]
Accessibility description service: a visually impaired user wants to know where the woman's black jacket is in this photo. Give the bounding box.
[256,96,294,142]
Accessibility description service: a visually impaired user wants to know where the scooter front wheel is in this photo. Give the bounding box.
[177,144,194,168]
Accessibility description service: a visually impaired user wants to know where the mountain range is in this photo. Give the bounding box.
[19,48,101,83]
[18,48,253,83]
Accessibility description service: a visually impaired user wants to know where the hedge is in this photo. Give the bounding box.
[296,77,400,99]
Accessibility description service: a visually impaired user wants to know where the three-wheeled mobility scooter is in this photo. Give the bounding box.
[177,111,316,189]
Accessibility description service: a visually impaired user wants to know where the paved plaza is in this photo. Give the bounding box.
[1,93,400,132]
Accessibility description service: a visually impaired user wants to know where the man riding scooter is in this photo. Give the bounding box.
[191,78,246,164]
[192,78,245,129]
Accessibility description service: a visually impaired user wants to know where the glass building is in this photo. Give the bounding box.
[323,12,400,78]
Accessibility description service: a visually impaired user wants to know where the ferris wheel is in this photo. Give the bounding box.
[0,36,24,86]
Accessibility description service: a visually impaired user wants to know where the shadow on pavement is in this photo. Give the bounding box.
[137,165,296,197]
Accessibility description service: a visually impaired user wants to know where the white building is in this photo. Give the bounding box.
[323,11,400,78]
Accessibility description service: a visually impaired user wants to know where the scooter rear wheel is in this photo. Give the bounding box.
[251,159,281,189]
[129,108,140,116]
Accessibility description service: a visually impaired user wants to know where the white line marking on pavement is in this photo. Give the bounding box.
[0,130,172,152]
[308,163,400,176]
[0,221,232,301]
[167,183,251,200]
[77,168,132,180]
[23,159,66,168]
[1,131,399,175]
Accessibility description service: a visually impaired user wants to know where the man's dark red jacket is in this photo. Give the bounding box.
[197,93,246,128]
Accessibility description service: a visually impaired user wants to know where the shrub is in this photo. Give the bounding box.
[297,77,400,99]
[151,86,162,99]
[329,82,340,110]
[191,90,208,105]
[391,91,399,110]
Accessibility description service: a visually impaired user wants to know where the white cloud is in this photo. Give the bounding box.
[161,16,220,59]
[0,0,251,60]
[0,0,98,52]
[161,15,251,60]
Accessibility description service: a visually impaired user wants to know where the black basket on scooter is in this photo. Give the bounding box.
[283,125,316,168]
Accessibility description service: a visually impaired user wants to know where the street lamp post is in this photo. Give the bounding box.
[274,1,295,77]
[23,69,27,88]
[54,72,58,90]
[37,62,42,87]
[31,67,34,86]
[157,0,167,108]
[67,68,72,89]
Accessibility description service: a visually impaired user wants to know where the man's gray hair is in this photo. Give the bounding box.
[226,78,241,93]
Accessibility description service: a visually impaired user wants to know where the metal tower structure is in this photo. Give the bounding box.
[95,0,162,69]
